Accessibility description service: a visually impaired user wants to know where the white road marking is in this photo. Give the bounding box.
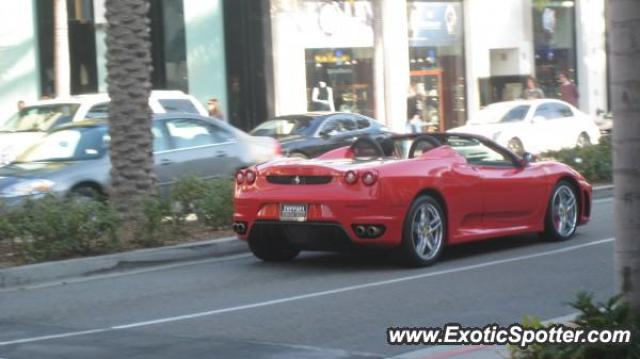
[593,197,613,204]
[0,238,614,347]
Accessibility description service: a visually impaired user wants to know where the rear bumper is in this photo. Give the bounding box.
[249,221,356,251]
[234,198,404,249]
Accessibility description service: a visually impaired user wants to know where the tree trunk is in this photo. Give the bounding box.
[609,0,640,311]
[54,0,71,97]
[105,0,155,219]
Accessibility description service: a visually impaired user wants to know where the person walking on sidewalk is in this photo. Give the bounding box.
[207,97,226,122]
[523,76,545,100]
[558,72,579,107]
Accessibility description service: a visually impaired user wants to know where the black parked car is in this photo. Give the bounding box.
[249,112,390,158]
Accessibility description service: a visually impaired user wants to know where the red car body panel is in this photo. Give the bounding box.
[234,138,591,250]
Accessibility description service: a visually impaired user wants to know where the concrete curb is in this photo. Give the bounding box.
[0,185,614,290]
[592,184,613,199]
[0,236,246,289]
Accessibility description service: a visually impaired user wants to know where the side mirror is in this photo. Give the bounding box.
[531,116,545,124]
[521,152,535,166]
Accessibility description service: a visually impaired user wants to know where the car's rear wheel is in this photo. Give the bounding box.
[248,227,300,262]
[507,137,525,157]
[398,195,446,267]
[542,181,578,241]
[577,132,591,148]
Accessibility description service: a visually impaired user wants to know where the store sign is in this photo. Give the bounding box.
[298,0,374,49]
[408,2,463,47]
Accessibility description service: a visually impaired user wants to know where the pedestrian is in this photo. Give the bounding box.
[17,100,26,112]
[558,72,579,107]
[406,84,423,134]
[523,76,544,100]
[207,97,226,122]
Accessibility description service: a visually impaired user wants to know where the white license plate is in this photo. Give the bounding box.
[279,203,308,222]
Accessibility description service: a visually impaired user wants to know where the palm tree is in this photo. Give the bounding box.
[104,0,155,218]
[54,0,70,97]
[609,0,640,311]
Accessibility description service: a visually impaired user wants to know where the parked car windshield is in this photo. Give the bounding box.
[1,104,80,133]
[250,116,315,138]
[469,103,530,125]
[15,126,109,163]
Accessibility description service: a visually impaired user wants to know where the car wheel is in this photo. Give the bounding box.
[289,152,308,159]
[399,195,446,267]
[577,132,591,148]
[507,137,525,157]
[248,227,300,262]
[542,181,578,241]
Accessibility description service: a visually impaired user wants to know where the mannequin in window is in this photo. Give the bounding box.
[311,81,335,112]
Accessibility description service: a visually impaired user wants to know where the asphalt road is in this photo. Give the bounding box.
[0,197,615,359]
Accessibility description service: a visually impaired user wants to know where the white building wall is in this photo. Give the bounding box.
[576,0,608,115]
[464,0,535,122]
[0,0,40,117]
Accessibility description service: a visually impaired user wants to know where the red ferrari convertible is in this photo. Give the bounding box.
[233,133,592,266]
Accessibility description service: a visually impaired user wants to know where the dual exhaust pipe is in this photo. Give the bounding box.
[233,222,247,235]
[353,224,385,239]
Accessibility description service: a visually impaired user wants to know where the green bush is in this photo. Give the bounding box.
[192,179,234,229]
[510,292,640,359]
[541,137,612,183]
[169,176,234,229]
[127,176,234,246]
[0,176,234,265]
[12,196,121,262]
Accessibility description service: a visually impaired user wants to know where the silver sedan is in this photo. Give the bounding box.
[0,113,279,205]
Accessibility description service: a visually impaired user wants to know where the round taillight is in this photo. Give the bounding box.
[245,170,256,184]
[362,171,377,186]
[344,170,358,185]
[236,171,245,184]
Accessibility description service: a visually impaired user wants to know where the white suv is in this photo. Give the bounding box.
[0,91,208,165]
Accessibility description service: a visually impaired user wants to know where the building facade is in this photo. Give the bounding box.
[269,0,608,132]
[0,0,608,133]
[0,0,228,121]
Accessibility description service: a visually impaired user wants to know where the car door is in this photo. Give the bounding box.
[530,102,564,152]
[160,117,239,182]
[449,137,548,230]
[152,121,178,192]
[553,102,582,149]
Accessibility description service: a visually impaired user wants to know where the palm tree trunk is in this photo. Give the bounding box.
[609,0,640,311]
[54,0,71,97]
[105,0,155,218]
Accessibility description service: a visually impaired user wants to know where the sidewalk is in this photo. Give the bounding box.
[391,345,509,359]
[0,236,245,289]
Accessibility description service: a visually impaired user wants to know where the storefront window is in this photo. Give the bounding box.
[533,0,577,99]
[149,0,188,92]
[299,1,375,117]
[306,48,374,116]
[407,1,466,131]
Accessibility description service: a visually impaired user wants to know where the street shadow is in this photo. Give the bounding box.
[247,233,574,273]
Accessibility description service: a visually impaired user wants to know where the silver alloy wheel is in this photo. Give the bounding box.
[412,203,444,260]
[552,185,578,237]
